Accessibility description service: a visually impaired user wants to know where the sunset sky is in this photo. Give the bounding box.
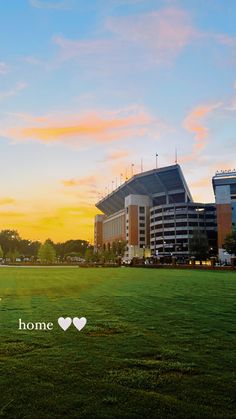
[0,0,235,242]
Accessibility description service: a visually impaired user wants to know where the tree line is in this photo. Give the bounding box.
[0,229,91,263]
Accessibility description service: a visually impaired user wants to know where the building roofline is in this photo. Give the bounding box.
[96,164,192,207]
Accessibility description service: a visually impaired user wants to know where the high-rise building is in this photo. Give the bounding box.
[212,170,236,261]
[94,164,217,261]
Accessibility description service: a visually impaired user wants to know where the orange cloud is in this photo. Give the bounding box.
[5,110,152,147]
[0,211,25,217]
[62,176,97,187]
[0,197,16,205]
[183,102,221,151]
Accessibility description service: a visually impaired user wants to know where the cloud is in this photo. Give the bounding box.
[106,150,130,161]
[0,62,10,75]
[62,176,97,187]
[53,7,195,70]
[0,197,16,205]
[224,81,236,111]
[50,6,236,77]
[4,112,49,123]
[0,211,24,217]
[4,109,153,147]
[0,82,27,101]
[183,102,221,152]
[23,55,51,70]
[105,8,195,64]
[29,0,72,10]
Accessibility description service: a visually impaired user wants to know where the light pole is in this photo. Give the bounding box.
[163,238,166,262]
[131,163,134,176]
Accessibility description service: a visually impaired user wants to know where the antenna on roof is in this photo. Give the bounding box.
[175,147,178,164]
[141,158,143,173]
[156,153,158,169]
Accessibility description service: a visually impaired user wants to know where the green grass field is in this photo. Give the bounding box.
[0,267,235,419]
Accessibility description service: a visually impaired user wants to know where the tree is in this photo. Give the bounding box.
[223,228,236,255]
[111,240,126,256]
[54,240,91,260]
[0,245,3,259]
[6,249,20,263]
[101,249,115,263]
[0,229,21,255]
[85,248,93,262]
[189,230,209,263]
[38,240,56,264]
[18,239,40,259]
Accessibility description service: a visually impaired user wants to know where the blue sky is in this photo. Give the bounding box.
[0,0,235,241]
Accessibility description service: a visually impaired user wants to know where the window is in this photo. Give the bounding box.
[139,206,145,214]
[139,216,145,220]
[175,230,188,235]
[176,222,187,227]
[139,230,145,235]
[163,231,175,236]
[139,223,145,227]
[164,223,175,228]
[164,215,175,220]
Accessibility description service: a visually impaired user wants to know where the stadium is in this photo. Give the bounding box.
[94,164,220,261]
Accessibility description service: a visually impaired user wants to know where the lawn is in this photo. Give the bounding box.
[0,267,235,418]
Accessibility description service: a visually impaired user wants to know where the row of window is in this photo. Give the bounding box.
[150,221,216,229]
[151,214,216,222]
[150,229,211,237]
[150,206,215,215]
[151,238,189,245]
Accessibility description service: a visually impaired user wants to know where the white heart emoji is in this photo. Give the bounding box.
[73,317,87,331]
[58,317,72,331]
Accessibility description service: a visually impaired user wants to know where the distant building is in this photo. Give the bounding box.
[212,170,236,261]
[94,164,217,261]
